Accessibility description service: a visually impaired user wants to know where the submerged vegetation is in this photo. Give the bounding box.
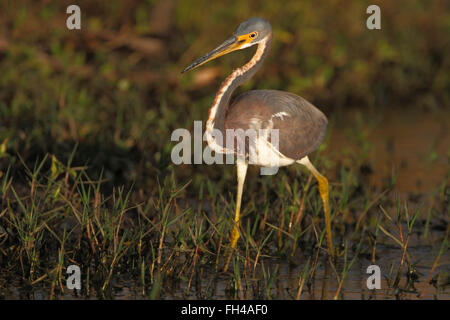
[0,1,449,299]
[0,142,448,299]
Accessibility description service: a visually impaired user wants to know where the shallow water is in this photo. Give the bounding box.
[329,108,449,196]
[1,108,448,300]
[116,108,450,300]
[2,226,447,300]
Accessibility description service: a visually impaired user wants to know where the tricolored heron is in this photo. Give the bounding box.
[182,18,333,271]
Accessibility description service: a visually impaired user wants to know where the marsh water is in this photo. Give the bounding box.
[1,108,449,300]
[5,235,447,300]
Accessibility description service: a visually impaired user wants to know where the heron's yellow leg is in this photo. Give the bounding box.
[298,157,334,257]
[224,160,248,271]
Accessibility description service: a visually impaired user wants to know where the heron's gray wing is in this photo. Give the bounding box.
[225,89,328,160]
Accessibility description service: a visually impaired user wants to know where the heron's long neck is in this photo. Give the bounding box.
[205,35,272,152]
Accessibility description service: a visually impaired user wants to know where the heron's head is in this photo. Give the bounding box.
[182,17,272,73]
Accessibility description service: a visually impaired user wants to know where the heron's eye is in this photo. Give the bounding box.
[250,32,257,39]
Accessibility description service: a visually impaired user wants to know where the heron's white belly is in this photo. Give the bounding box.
[248,137,295,167]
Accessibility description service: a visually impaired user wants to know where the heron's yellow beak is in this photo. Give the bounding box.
[182,34,253,73]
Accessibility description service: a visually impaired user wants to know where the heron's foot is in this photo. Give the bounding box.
[223,224,240,271]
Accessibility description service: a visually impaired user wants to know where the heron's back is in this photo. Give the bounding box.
[225,89,328,160]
